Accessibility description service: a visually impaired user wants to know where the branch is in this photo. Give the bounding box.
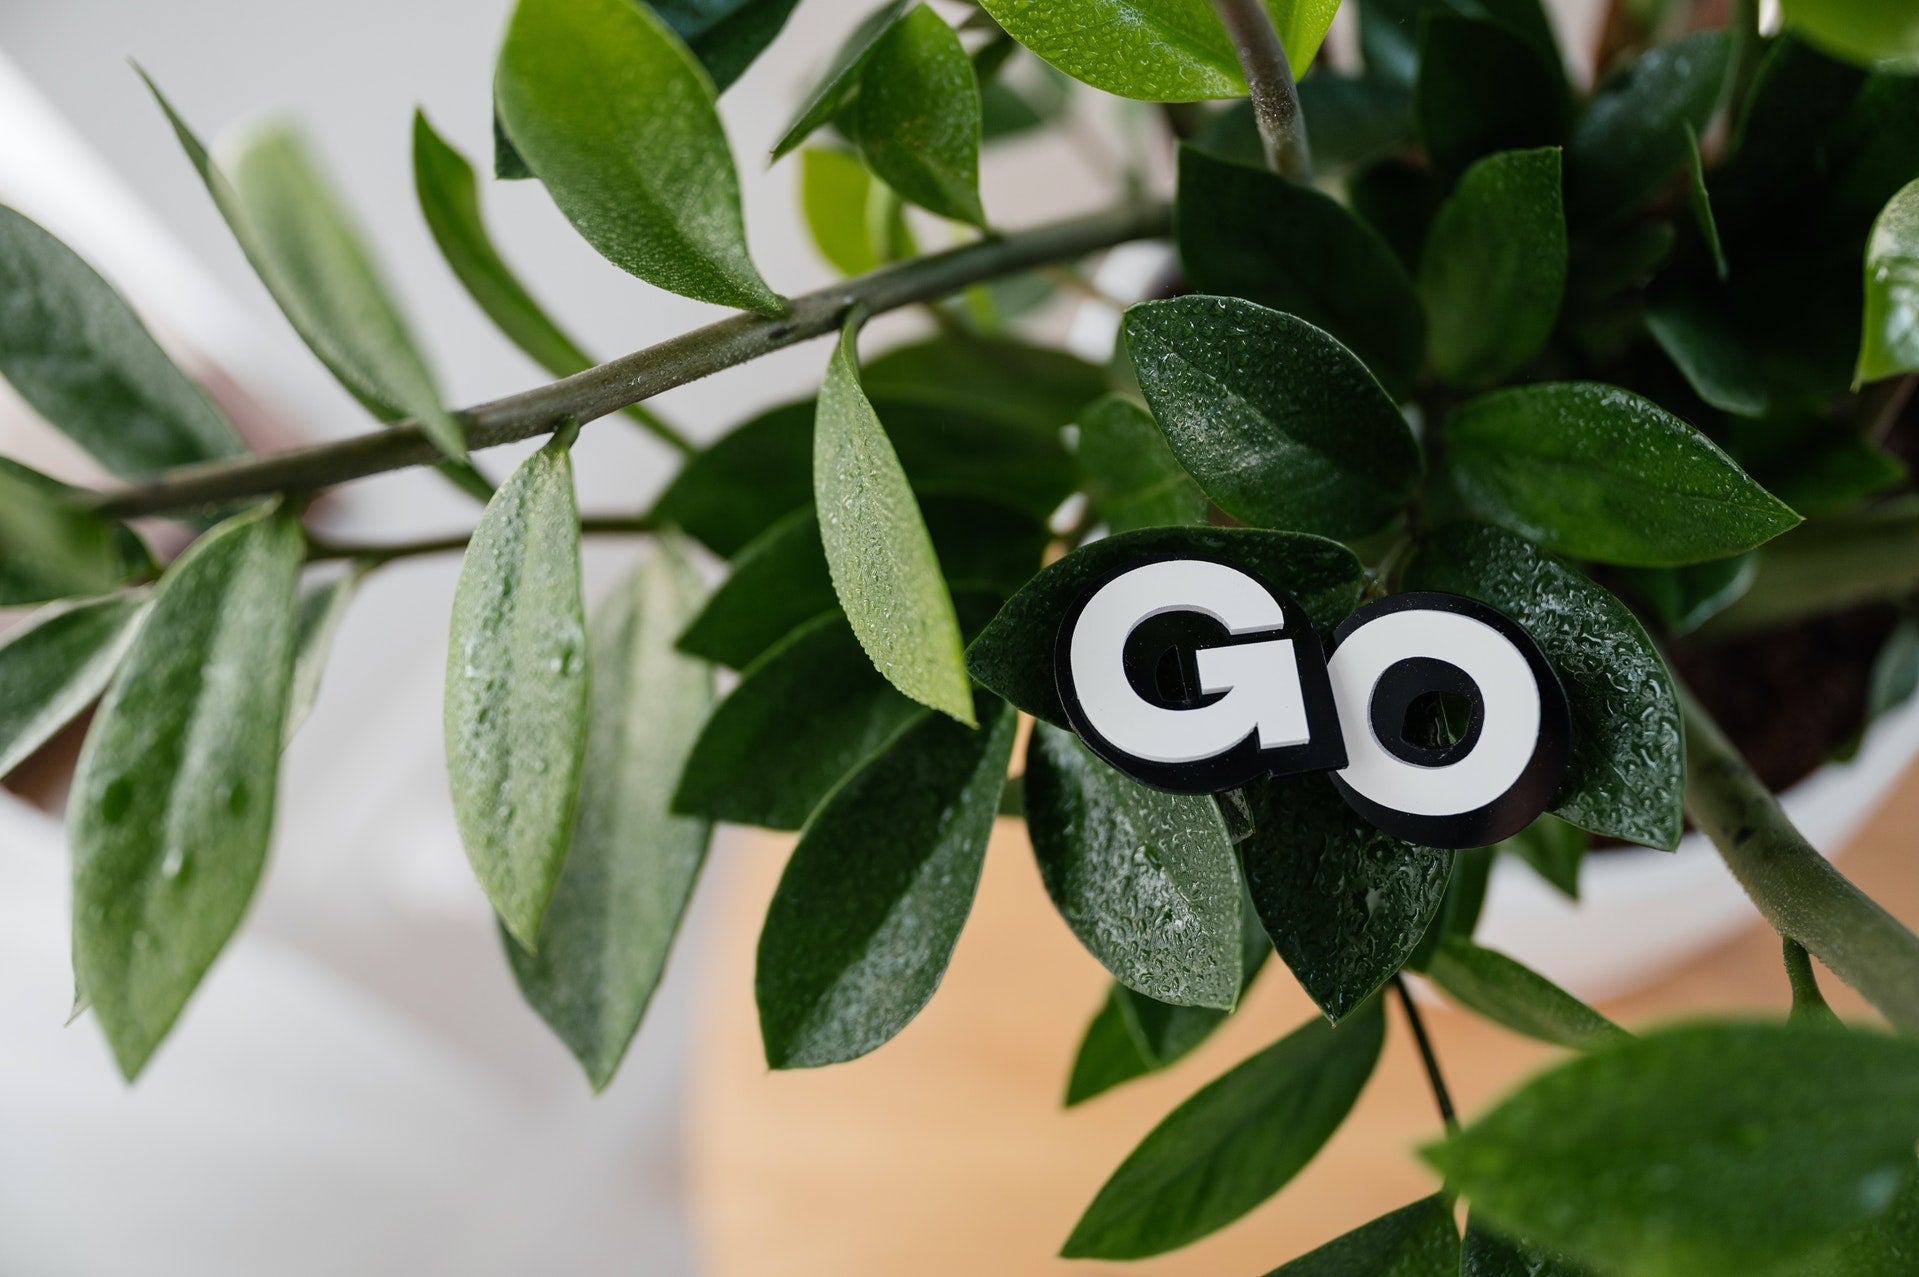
[85,202,1172,521]
[1698,505,1919,638]
[304,514,658,564]
[1393,974,1459,1134]
[1208,0,1312,179]
[1680,684,1919,1032]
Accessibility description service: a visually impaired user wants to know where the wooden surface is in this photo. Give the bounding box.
[686,764,1919,1275]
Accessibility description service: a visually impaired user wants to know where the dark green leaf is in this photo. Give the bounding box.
[1026,723,1242,1008]
[1176,147,1425,399]
[814,319,974,724]
[1408,843,1492,968]
[284,565,364,744]
[755,694,1015,1067]
[853,5,984,226]
[444,434,589,949]
[1419,147,1565,387]
[1565,33,1730,226]
[967,526,1364,727]
[0,460,153,605]
[1461,1220,1595,1277]
[0,594,145,779]
[1240,775,1451,1021]
[1195,76,1415,176]
[1066,991,1157,1105]
[1869,615,1919,721]
[1061,1001,1385,1259]
[70,507,303,1079]
[770,0,913,160]
[496,0,783,313]
[675,614,922,830]
[860,334,1106,430]
[1859,177,1919,384]
[978,45,1071,142]
[651,0,802,89]
[1779,0,1919,73]
[1428,937,1625,1049]
[1125,295,1420,538]
[799,147,878,276]
[1620,554,1758,636]
[1426,1022,1919,1276]
[494,112,533,180]
[1349,158,1445,273]
[1684,123,1728,281]
[1415,15,1569,184]
[1075,394,1208,534]
[1359,0,1562,90]
[1798,1166,1919,1276]
[507,541,714,1090]
[1444,382,1800,566]
[1406,522,1683,849]
[1262,1195,1459,1275]
[0,205,241,478]
[1499,811,1586,898]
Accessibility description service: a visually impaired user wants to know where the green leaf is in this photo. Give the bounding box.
[1565,32,1730,226]
[1124,295,1420,539]
[1684,123,1728,281]
[70,507,304,1079]
[1176,147,1425,399]
[1427,938,1625,1050]
[0,205,241,479]
[496,0,784,313]
[1361,0,1563,91]
[284,565,364,744]
[1349,158,1445,273]
[1406,522,1683,849]
[814,318,974,725]
[1426,1022,1919,1276]
[1026,723,1242,1008]
[977,0,1337,102]
[1061,1001,1385,1259]
[1619,554,1758,636]
[1415,14,1569,185]
[1239,775,1452,1022]
[1780,0,1919,73]
[1498,811,1585,898]
[444,433,589,949]
[0,595,146,779]
[755,694,1015,1067]
[1461,1220,1595,1277]
[859,334,1106,430]
[967,526,1364,728]
[651,0,802,89]
[770,0,914,160]
[674,613,922,830]
[1858,177,1919,384]
[1262,1195,1460,1275]
[1066,991,1157,1106]
[1198,74,1418,177]
[853,6,984,226]
[1076,394,1208,534]
[1444,382,1801,567]
[799,148,879,276]
[494,113,533,181]
[1419,147,1566,387]
[1799,1168,1919,1276]
[507,541,714,1090]
[0,460,153,605]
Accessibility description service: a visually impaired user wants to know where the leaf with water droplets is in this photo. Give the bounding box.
[1075,394,1208,535]
[444,433,590,949]
[853,5,985,226]
[1565,32,1730,226]
[1426,1022,1919,1276]
[755,694,1015,1068]
[770,0,914,160]
[70,506,304,1079]
[1262,1194,1460,1275]
[1427,937,1625,1051]
[1406,522,1684,849]
[0,594,146,780]
[1462,1219,1596,1277]
[1858,177,1919,386]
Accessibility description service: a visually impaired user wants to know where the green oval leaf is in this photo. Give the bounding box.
[1263,1195,1460,1275]
[853,5,984,226]
[1427,938,1625,1050]
[0,459,153,606]
[507,540,714,1090]
[1565,32,1730,226]
[1076,394,1208,534]
[1415,14,1569,185]
[1419,147,1566,387]
[755,694,1015,1067]
[799,147,880,276]
[815,318,974,724]
[1859,177,1919,384]
[860,333,1107,431]
[1407,522,1683,849]
[655,0,803,89]
[444,433,590,948]
[496,0,783,313]
[1780,0,1919,72]
[1062,1001,1385,1259]
[70,507,304,1079]
[0,205,241,478]
[1444,382,1800,566]
[1426,1022,1919,1276]
[1125,295,1420,539]
[0,594,146,780]
[770,0,914,160]
[1462,1219,1595,1277]
[1066,991,1157,1107]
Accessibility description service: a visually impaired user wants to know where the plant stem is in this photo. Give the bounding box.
[1208,0,1312,179]
[1782,939,1842,1025]
[85,201,1172,521]
[1393,974,1459,1134]
[305,514,657,565]
[1728,0,1763,132]
[1697,505,1919,638]
[1680,684,1919,1032]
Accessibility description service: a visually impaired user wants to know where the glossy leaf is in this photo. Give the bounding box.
[652,0,802,89]
[1461,1220,1595,1277]
[1240,775,1452,1021]
[1062,1002,1385,1259]
[1415,15,1568,184]
[1176,147,1425,399]
[0,460,153,606]
[284,566,364,744]
[507,542,714,1090]
[1565,33,1730,226]
[496,0,783,313]
[70,507,304,1079]
[1427,938,1624,1050]
[861,334,1105,433]
[799,148,879,276]
[1779,0,1919,73]
[814,319,974,724]
[1859,177,1919,384]
[771,0,913,160]
[1360,0,1562,90]
[0,204,241,479]
[853,6,984,226]
[1407,522,1683,849]
[1076,394,1208,534]
[977,0,1337,102]
[1444,382,1801,567]
[1427,1022,1919,1276]
[967,526,1364,728]
[1066,992,1156,1106]
[0,595,145,779]
[1262,1195,1459,1275]
[1620,554,1758,636]
[444,434,589,949]
[755,695,1015,1067]
[1419,147,1566,387]
[1125,295,1420,539]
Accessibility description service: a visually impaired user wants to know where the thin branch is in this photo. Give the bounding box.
[1393,974,1459,1134]
[84,201,1172,521]
[1680,684,1919,1032]
[1208,0,1312,179]
[304,514,657,565]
